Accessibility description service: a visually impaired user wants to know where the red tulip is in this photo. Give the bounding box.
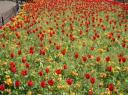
[90,47,95,51]
[95,33,100,38]
[88,89,93,95]
[45,68,50,73]
[92,36,96,40]
[38,71,43,76]
[40,49,46,55]
[85,21,90,26]
[90,77,96,84]
[0,84,5,91]
[102,26,106,31]
[107,32,114,39]
[2,44,5,48]
[122,43,126,48]
[48,79,54,86]
[9,62,16,68]
[29,47,34,55]
[15,32,20,39]
[119,57,127,63]
[85,73,90,79]
[66,78,73,85]
[111,37,115,41]
[86,29,89,33]
[69,34,75,41]
[18,50,22,55]
[96,56,101,62]
[63,64,68,69]
[108,83,114,91]
[55,69,62,75]
[49,32,53,37]
[15,80,21,87]
[40,81,47,88]
[27,80,34,87]
[82,56,87,62]
[10,52,15,58]
[40,43,43,47]
[55,45,61,50]
[99,18,103,22]
[61,49,66,55]
[87,54,94,59]
[10,67,17,73]
[74,52,79,59]
[21,70,28,76]
[61,29,65,33]
[117,34,120,39]
[22,57,27,63]
[17,42,21,47]
[79,30,83,36]
[25,63,30,69]
[9,62,17,73]
[0,26,2,29]
[106,66,113,72]
[105,56,110,62]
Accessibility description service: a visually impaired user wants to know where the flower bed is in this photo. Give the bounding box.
[0,0,128,94]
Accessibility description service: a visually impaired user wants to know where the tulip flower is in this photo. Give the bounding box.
[27,80,34,87]
[66,78,73,85]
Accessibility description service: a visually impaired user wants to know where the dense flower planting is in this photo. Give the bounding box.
[0,0,128,94]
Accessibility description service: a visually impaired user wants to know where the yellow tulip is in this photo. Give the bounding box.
[99,92,104,95]
[115,66,121,71]
[119,93,123,95]
[5,75,10,79]
[5,89,11,94]
[2,62,7,66]
[69,92,75,95]
[45,46,49,51]
[117,81,121,86]
[57,77,62,82]
[35,58,41,62]
[98,48,105,54]
[106,88,111,95]
[5,78,12,86]
[27,90,33,95]
[71,71,78,76]
[47,57,53,62]
[100,73,107,78]
[75,82,81,88]
[57,85,65,89]
[58,53,63,57]
[99,82,104,87]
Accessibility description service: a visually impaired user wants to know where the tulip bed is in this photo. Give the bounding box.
[0,0,128,95]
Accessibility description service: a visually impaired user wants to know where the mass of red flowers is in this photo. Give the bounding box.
[0,0,128,94]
